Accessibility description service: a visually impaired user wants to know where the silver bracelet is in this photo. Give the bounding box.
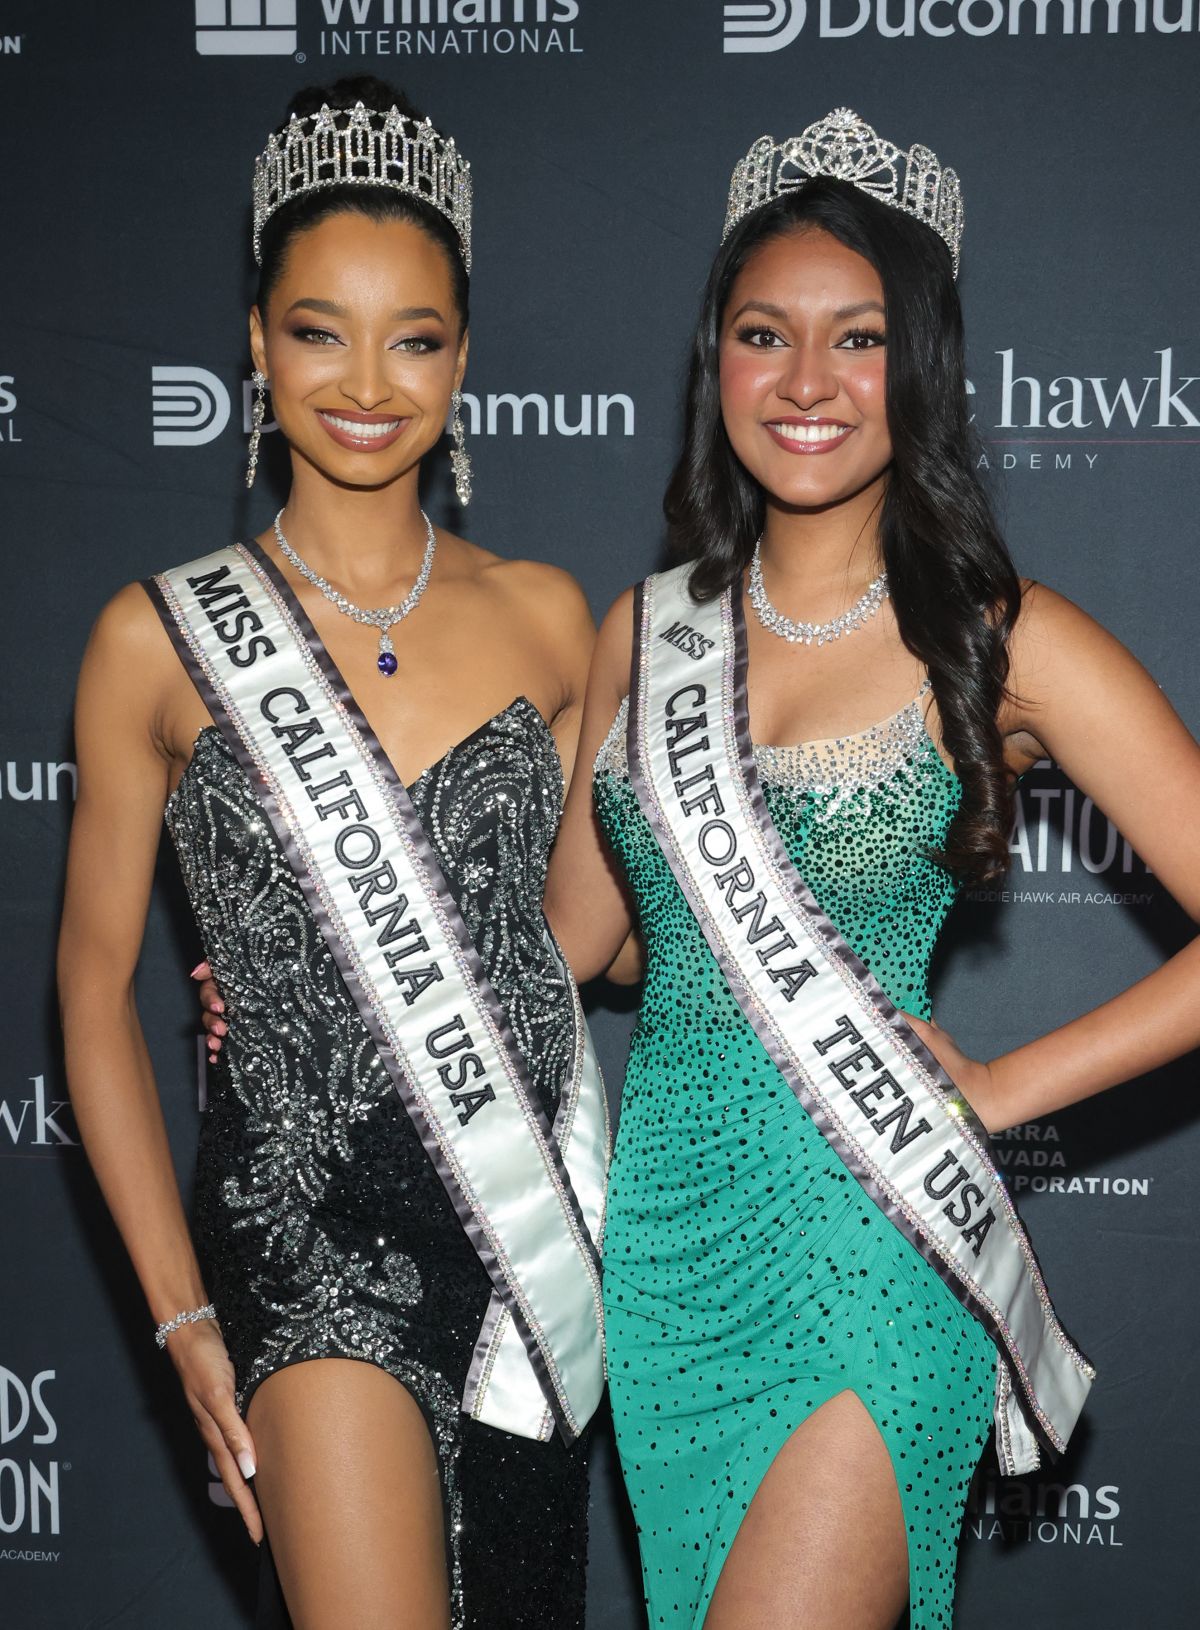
[155,1303,218,1350]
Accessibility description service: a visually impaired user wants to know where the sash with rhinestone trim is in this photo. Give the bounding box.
[628,564,1093,1474]
[148,543,609,1444]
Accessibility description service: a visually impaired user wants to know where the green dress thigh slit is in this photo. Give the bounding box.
[593,687,995,1630]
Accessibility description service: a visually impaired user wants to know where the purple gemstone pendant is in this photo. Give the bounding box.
[377,631,398,677]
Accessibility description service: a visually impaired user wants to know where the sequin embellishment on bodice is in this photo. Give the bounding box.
[166,698,588,1629]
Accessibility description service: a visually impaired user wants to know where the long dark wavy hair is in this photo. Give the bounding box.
[256,76,470,330]
[665,178,1020,884]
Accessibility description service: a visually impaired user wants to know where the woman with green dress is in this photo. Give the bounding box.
[546,110,1200,1629]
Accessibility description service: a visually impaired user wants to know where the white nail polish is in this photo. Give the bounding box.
[237,1451,256,1480]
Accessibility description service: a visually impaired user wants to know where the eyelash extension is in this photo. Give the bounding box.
[395,336,444,354]
[290,325,341,345]
[839,326,887,346]
[733,322,781,346]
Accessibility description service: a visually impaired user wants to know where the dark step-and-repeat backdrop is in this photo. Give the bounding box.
[1,4,1197,1627]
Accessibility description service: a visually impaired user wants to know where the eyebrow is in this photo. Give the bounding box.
[728,298,886,323]
[284,298,446,322]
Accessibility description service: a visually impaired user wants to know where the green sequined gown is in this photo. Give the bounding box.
[593,685,995,1630]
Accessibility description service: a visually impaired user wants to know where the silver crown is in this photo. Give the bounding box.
[723,108,963,277]
[252,101,472,271]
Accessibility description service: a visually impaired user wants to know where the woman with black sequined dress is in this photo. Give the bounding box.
[59,76,604,1630]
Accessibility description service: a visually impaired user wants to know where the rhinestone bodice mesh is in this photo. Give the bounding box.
[594,682,958,1019]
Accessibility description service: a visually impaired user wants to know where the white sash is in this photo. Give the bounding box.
[150,543,609,1443]
[628,565,1093,1474]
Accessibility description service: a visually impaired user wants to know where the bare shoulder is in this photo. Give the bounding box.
[489,554,594,623]
[1009,579,1153,702]
[463,547,598,666]
[593,584,639,698]
[444,532,589,618]
[1003,578,1185,770]
[77,581,182,748]
[86,580,174,671]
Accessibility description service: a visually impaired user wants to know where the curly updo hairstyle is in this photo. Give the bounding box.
[665,178,1020,884]
[255,75,469,330]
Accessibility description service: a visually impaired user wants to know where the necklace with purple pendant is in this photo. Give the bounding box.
[273,509,437,677]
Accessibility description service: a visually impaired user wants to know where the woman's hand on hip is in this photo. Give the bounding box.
[904,1013,998,1133]
[191,961,227,1057]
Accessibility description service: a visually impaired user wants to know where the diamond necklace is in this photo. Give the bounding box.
[273,509,436,677]
[748,538,889,647]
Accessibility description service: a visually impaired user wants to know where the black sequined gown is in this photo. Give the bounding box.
[165,697,588,1628]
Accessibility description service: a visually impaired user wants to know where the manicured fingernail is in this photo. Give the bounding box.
[237,1451,256,1480]
[190,964,206,978]
[213,1001,225,1014]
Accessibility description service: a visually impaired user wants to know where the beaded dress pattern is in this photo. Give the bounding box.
[594,688,995,1630]
[166,697,587,1629]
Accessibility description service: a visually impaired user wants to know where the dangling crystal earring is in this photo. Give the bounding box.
[449,388,472,506]
[245,369,267,489]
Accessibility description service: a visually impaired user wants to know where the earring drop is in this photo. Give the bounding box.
[449,388,472,506]
[245,369,267,489]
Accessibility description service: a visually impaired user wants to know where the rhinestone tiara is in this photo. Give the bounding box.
[252,100,472,271]
[723,108,963,277]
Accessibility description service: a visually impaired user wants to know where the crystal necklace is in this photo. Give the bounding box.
[273,509,436,677]
[748,538,889,647]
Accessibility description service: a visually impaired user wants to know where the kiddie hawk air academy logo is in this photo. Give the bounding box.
[194,1,585,59]
[0,1077,79,1155]
[970,346,1200,476]
[723,0,1199,49]
[0,1368,63,1557]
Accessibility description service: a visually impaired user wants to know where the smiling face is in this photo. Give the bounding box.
[249,210,467,489]
[718,226,892,512]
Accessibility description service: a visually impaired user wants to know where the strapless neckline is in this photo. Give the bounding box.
[167,695,553,816]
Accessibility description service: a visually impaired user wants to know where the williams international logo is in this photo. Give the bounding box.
[151,367,232,448]
[195,2,584,58]
[966,1472,1123,1548]
[195,1,299,55]
[0,1367,62,1554]
[0,375,19,444]
[723,0,1198,47]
